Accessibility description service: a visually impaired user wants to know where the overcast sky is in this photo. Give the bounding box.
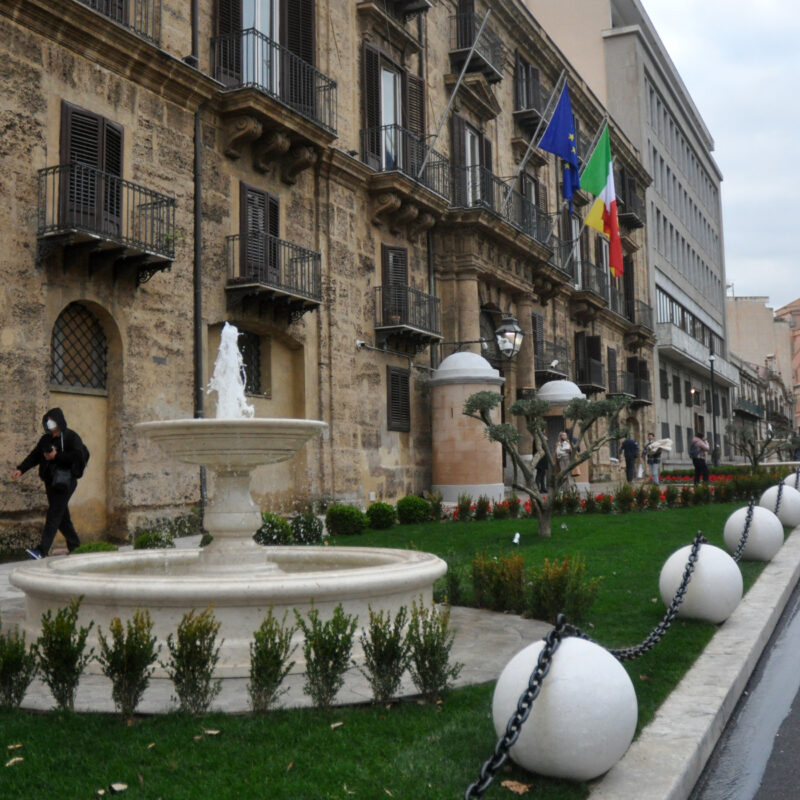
[641,0,799,312]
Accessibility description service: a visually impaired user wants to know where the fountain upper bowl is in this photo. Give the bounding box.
[135,418,328,467]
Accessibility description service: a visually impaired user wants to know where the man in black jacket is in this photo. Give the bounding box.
[11,408,84,558]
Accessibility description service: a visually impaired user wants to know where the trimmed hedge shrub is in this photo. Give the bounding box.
[325,505,368,537]
[255,512,293,546]
[71,542,118,554]
[366,502,396,530]
[133,529,175,550]
[397,495,431,525]
[291,513,324,544]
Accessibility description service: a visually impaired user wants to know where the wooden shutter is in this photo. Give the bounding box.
[514,51,524,111]
[451,114,467,206]
[102,119,123,233]
[574,330,587,379]
[623,259,635,319]
[283,0,315,117]
[362,42,381,169]
[673,375,681,404]
[216,0,242,86]
[594,236,605,272]
[531,311,544,363]
[587,335,601,362]
[534,179,548,212]
[456,0,475,49]
[526,64,541,111]
[607,347,617,392]
[381,245,408,324]
[684,379,692,407]
[387,366,410,432]
[240,183,279,282]
[660,368,669,399]
[406,73,425,138]
[481,134,493,208]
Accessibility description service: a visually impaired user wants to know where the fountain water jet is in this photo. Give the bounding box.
[11,324,446,678]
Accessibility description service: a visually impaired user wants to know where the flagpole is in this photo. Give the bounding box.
[416,9,492,180]
[500,69,566,218]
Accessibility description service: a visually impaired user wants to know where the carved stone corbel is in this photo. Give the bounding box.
[223,116,263,159]
[408,212,436,242]
[389,203,419,234]
[371,192,402,225]
[281,145,317,184]
[253,131,291,173]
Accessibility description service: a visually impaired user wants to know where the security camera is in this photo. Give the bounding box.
[550,359,559,369]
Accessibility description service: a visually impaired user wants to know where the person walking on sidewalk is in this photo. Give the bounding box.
[645,432,663,485]
[621,435,640,483]
[690,433,710,485]
[10,408,86,558]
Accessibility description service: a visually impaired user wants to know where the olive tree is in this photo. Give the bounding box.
[725,419,789,472]
[463,391,631,537]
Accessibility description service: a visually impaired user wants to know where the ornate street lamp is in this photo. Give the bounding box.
[493,314,525,360]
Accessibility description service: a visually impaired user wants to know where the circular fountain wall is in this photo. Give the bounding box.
[10,545,446,677]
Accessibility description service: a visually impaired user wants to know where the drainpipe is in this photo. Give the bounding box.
[193,107,207,507]
[184,0,199,68]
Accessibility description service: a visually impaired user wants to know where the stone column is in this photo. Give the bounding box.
[456,268,481,353]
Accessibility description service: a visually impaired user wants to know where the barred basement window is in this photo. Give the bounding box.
[238,330,262,395]
[387,366,410,432]
[50,302,107,390]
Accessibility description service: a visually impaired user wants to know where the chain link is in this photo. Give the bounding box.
[464,533,707,797]
[775,481,784,516]
[732,498,755,563]
[464,616,572,800]
[793,468,800,491]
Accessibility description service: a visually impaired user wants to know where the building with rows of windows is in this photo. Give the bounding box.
[527,0,737,465]
[0,0,655,542]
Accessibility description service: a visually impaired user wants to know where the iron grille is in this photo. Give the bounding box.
[50,303,108,390]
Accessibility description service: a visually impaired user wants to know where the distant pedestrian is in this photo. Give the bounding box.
[554,431,575,490]
[645,432,663,485]
[10,408,87,559]
[621,435,640,483]
[690,433,710,485]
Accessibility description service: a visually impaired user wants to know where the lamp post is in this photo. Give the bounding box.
[709,347,719,467]
[439,313,525,362]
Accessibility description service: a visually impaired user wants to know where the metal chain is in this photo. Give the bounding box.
[775,481,784,516]
[464,533,706,797]
[793,468,800,491]
[732,498,756,563]
[464,616,573,800]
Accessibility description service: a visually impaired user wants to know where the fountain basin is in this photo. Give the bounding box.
[10,546,447,677]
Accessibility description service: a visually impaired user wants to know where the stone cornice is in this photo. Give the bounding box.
[2,0,220,110]
[319,148,374,192]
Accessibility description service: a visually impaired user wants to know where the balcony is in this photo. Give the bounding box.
[212,29,337,181]
[575,358,606,395]
[514,78,547,133]
[225,233,321,318]
[37,163,175,285]
[375,285,442,352]
[631,378,652,407]
[449,13,504,83]
[451,165,553,249]
[607,370,636,397]
[570,260,607,324]
[77,0,160,45]
[617,186,645,230]
[534,340,570,384]
[657,322,739,386]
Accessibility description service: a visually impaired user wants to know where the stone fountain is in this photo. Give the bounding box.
[11,324,446,676]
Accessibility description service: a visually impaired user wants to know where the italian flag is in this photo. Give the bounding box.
[580,124,623,278]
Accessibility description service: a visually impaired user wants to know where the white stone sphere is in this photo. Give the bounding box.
[781,473,800,491]
[492,637,637,781]
[659,544,742,624]
[759,485,800,528]
[723,506,784,561]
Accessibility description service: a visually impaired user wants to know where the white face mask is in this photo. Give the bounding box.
[46,419,57,431]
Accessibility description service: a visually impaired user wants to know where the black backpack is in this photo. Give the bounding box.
[688,441,699,459]
[75,441,91,478]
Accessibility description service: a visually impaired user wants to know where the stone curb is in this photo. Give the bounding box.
[588,525,800,800]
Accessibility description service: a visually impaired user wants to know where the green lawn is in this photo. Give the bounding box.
[1,503,771,800]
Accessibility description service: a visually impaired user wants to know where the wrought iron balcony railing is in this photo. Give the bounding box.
[361,124,451,200]
[449,13,504,81]
[607,370,636,396]
[618,187,645,228]
[609,285,627,318]
[734,397,765,419]
[631,299,654,330]
[634,378,652,404]
[38,163,176,258]
[226,233,321,302]
[77,0,161,44]
[452,165,553,248]
[212,28,337,134]
[575,358,606,391]
[549,236,577,280]
[375,284,441,336]
[576,260,607,300]
[534,340,570,377]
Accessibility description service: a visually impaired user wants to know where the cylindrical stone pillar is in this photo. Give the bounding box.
[430,352,505,503]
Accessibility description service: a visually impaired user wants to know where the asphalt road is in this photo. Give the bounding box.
[690,576,800,800]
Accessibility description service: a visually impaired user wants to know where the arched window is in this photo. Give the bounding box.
[50,303,108,390]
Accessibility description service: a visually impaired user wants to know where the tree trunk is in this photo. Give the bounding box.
[537,505,552,537]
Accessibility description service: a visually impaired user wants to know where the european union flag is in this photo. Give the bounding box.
[537,82,581,213]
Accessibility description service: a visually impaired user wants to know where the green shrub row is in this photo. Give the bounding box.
[0,597,461,716]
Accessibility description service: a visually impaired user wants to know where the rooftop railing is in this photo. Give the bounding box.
[212,28,337,134]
